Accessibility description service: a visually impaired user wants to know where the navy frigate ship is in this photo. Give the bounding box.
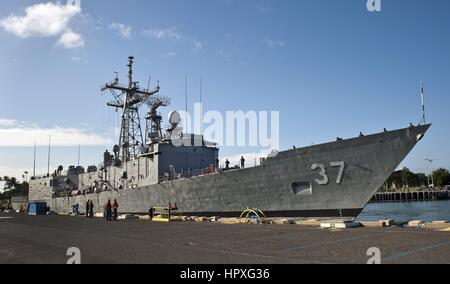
[29,57,431,219]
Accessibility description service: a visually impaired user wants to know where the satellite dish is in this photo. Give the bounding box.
[169,111,181,126]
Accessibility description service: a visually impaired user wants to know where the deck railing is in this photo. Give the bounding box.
[159,166,218,183]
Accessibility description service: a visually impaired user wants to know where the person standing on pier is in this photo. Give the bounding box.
[106,200,112,221]
[89,200,94,218]
[112,199,119,221]
[85,200,90,218]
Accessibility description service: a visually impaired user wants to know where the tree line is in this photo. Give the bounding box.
[0,176,29,201]
[384,167,450,190]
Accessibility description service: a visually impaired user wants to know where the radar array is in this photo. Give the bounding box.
[145,95,171,144]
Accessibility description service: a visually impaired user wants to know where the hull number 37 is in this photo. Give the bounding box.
[311,162,346,185]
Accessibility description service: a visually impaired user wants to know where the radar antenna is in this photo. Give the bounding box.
[102,56,160,161]
[145,93,171,144]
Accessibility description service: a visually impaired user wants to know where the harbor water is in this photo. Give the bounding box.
[357,200,450,222]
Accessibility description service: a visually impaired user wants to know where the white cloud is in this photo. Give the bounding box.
[161,51,176,58]
[0,119,18,127]
[219,49,235,62]
[71,56,88,64]
[192,40,205,52]
[263,38,286,49]
[109,22,132,39]
[0,1,84,49]
[256,6,270,14]
[142,27,205,52]
[0,118,112,147]
[57,30,84,48]
[142,27,182,41]
[224,32,239,41]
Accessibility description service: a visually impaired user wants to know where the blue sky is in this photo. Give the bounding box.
[0,0,449,181]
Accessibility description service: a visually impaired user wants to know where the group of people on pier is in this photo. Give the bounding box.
[85,199,119,221]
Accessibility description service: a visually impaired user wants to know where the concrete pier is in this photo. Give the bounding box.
[1,212,449,264]
[370,190,450,203]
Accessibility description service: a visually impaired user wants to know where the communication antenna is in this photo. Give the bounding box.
[185,74,188,129]
[33,141,37,178]
[200,77,203,104]
[77,145,81,167]
[147,74,152,90]
[425,158,434,187]
[47,135,51,176]
[420,81,426,125]
[199,77,203,134]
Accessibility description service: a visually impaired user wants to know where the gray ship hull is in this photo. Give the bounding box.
[47,125,430,219]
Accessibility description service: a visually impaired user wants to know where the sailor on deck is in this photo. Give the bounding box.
[225,159,230,169]
[241,156,246,169]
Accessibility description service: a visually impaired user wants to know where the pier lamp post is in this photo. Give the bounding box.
[425,159,434,188]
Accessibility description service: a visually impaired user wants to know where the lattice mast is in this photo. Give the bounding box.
[102,56,160,162]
